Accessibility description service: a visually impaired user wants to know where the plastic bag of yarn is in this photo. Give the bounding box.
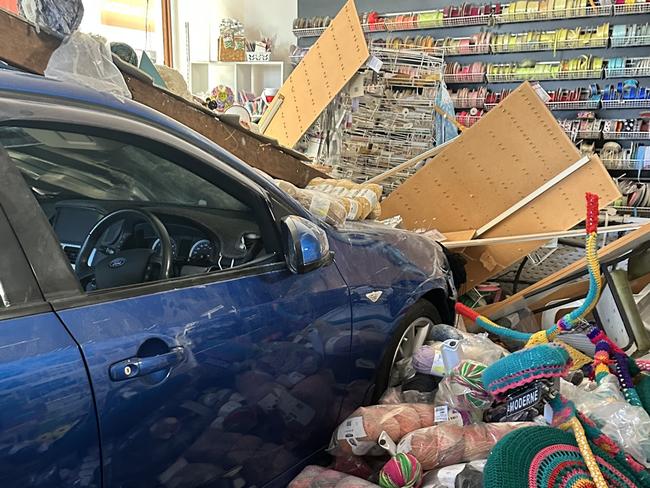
[435,360,492,421]
[44,32,131,98]
[19,0,84,36]
[456,331,507,366]
[379,386,436,405]
[378,453,422,488]
[397,422,533,471]
[288,465,380,488]
[560,375,650,465]
[328,404,437,457]
[420,460,486,488]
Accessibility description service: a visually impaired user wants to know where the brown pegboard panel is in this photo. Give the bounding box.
[381,82,620,287]
[260,0,369,148]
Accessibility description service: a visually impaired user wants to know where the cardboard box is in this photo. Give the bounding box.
[218,35,246,62]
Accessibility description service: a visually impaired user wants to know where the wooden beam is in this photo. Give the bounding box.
[444,223,641,249]
[478,222,650,319]
[0,9,325,187]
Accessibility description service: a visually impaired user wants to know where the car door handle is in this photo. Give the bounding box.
[109,346,184,381]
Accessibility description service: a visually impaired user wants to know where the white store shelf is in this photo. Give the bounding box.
[495,5,611,24]
[444,72,485,83]
[601,99,650,109]
[613,3,650,15]
[492,37,607,54]
[547,99,601,110]
[486,68,601,83]
[611,34,650,48]
[603,131,650,140]
[603,159,648,170]
[190,61,284,98]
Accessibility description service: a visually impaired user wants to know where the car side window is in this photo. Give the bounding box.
[0,125,278,293]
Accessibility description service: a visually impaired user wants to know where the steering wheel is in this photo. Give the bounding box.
[75,209,173,290]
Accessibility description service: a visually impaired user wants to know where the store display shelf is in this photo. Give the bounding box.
[444,73,485,83]
[293,26,326,38]
[611,34,650,48]
[603,131,650,140]
[495,5,612,24]
[603,159,647,170]
[605,66,650,79]
[486,69,601,83]
[384,77,443,88]
[442,43,491,56]
[578,130,602,139]
[613,3,650,15]
[454,97,485,108]
[456,114,483,126]
[492,37,607,54]
[548,99,601,110]
[601,99,650,109]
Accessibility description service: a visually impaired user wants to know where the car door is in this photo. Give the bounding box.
[0,116,352,488]
[0,152,102,488]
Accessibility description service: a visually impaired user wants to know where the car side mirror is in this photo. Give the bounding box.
[281,215,332,274]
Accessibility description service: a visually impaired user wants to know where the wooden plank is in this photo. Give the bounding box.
[475,155,591,237]
[443,229,477,242]
[445,223,641,249]
[381,82,620,287]
[0,9,325,187]
[260,0,369,147]
[478,222,650,319]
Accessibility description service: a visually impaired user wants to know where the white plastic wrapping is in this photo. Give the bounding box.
[19,0,84,36]
[44,32,131,99]
[560,376,650,465]
[421,460,486,488]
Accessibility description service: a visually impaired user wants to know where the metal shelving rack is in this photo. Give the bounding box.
[296,0,650,182]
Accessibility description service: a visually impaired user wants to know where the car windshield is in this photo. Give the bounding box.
[0,126,247,211]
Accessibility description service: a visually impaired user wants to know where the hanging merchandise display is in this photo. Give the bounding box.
[218,18,246,62]
[297,45,452,194]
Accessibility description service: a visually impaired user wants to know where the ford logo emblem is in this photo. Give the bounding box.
[109,257,127,269]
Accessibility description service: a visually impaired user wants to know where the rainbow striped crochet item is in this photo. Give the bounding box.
[482,344,571,398]
[484,426,650,488]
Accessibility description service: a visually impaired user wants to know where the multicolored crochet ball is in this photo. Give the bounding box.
[484,426,650,488]
[379,453,422,488]
[482,344,571,398]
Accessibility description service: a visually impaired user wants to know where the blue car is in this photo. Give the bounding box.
[0,70,456,487]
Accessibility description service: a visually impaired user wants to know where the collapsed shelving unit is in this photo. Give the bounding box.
[301,46,446,194]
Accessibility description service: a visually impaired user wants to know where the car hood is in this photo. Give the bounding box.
[328,221,455,299]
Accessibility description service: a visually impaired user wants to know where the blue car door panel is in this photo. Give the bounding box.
[0,203,101,487]
[56,256,351,487]
[0,313,102,488]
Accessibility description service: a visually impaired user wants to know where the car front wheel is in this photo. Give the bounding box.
[374,299,442,401]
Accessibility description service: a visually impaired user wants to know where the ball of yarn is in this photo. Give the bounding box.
[19,0,84,36]
[379,453,422,488]
[110,42,138,66]
[412,344,442,375]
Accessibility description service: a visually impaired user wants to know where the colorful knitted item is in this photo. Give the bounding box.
[378,453,422,488]
[482,344,571,398]
[637,374,650,414]
[484,426,650,488]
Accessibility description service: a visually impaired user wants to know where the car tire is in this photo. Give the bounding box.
[372,299,443,402]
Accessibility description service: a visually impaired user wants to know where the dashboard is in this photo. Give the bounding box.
[51,200,266,275]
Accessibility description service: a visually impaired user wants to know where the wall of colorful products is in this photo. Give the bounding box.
[295,0,650,187]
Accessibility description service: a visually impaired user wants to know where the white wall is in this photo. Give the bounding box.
[172,0,296,88]
[81,0,165,64]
